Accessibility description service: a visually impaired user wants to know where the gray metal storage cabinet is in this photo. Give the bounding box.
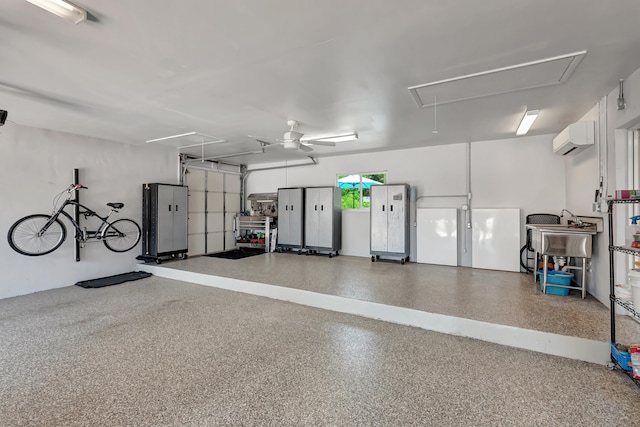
[277,187,305,251]
[370,184,410,263]
[304,186,342,257]
[139,183,188,262]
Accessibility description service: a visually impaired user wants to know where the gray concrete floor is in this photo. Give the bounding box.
[156,253,640,344]
[1,275,639,426]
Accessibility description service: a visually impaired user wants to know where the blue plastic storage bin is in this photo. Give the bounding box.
[537,270,573,296]
[611,342,633,371]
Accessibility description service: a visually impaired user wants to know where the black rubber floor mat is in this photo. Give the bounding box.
[75,271,152,288]
[205,248,265,260]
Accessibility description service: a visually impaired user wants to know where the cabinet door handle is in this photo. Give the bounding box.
[169,205,172,211]
[285,205,288,211]
[382,205,385,212]
[390,205,393,212]
[175,205,179,211]
[291,205,294,211]
[315,205,317,211]
[321,205,324,211]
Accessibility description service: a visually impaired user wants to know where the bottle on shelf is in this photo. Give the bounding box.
[626,215,640,248]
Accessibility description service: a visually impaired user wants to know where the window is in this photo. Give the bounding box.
[337,172,387,209]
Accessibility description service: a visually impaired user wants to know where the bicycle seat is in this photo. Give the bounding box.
[107,202,124,209]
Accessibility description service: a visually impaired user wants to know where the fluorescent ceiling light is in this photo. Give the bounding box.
[145,131,226,148]
[309,133,358,143]
[146,131,199,143]
[25,0,87,24]
[516,110,539,136]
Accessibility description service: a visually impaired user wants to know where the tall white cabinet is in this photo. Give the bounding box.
[304,187,342,257]
[370,184,410,264]
[277,187,305,251]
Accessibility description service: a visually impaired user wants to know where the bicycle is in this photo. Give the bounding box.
[7,184,141,256]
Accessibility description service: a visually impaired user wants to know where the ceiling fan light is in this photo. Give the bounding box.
[516,110,539,136]
[283,130,303,141]
[24,0,87,24]
[282,140,299,150]
[311,133,358,143]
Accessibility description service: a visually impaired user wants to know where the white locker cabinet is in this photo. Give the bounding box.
[277,187,305,250]
[370,184,410,263]
[140,183,188,262]
[304,187,342,256]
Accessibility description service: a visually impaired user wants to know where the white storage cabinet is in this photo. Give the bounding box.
[370,184,410,264]
[304,187,342,257]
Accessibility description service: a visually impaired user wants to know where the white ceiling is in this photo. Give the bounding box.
[3,0,640,165]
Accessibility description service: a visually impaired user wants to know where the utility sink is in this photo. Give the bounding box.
[526,217,602,299]
[526,223,598,258]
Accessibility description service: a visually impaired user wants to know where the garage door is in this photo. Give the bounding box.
[184,166,241,256]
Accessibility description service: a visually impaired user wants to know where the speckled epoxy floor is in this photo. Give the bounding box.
[149,253,640,344]
[1,276,639,426]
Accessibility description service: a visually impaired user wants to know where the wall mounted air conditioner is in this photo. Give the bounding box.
[552,120,595,155]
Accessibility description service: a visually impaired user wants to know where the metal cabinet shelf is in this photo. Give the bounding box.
[234,215,272,252]
[607,199,640,387]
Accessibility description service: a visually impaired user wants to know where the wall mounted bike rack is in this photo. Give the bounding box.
[73,168,81,262]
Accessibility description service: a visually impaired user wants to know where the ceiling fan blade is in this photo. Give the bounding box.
[249,134,279,142]
[255,139,277,146]
[298,144,314,152]
[306,139,336,147]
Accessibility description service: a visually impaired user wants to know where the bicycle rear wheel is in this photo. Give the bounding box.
[8,214,67,256]
[102,219,141,252]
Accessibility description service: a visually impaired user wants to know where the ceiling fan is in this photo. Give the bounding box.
[252,120,339,153]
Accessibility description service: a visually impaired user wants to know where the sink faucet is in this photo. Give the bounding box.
[561,209,583,226]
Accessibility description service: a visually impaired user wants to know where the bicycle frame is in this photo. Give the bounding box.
[41,198,116,242]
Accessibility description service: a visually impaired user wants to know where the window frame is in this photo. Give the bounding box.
[336,171,387,210]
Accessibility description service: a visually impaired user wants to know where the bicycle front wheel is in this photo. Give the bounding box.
[8,214,67,256]
[102,219,141,253]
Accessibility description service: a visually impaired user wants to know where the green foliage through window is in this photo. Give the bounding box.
[337,173,386,209]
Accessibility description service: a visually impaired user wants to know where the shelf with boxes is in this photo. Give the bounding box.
[607,199,640,386]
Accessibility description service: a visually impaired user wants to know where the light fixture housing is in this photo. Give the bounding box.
[516,110,539,136]
[24,0,87,24]
[308,133,358,143]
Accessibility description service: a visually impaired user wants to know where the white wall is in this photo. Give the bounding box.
[246,136,566,257]
[248,144,468,194]
[563,65,640,305]
[0,125,178,299]
[471,135,566,214]
[561,104,605,302]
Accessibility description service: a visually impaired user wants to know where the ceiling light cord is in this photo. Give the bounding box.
[433,95,438,134]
